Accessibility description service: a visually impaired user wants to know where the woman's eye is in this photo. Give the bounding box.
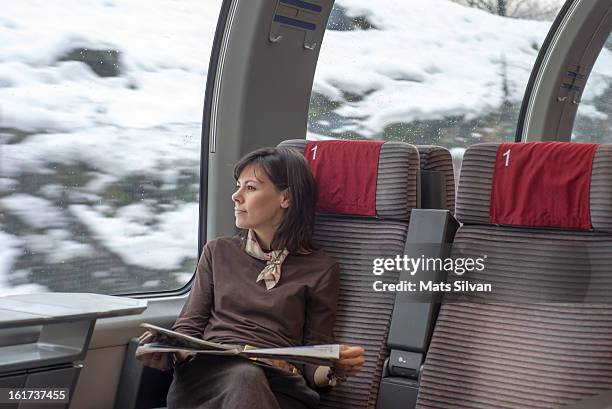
[246,185,256,191]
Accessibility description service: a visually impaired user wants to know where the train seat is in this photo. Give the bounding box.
[279,139,456,409]
[416,142,612,408]
[279,139,420,408]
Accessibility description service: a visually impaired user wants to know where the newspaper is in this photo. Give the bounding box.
[136,323,340,366]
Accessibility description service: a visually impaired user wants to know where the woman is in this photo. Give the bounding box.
[139,147,365,409]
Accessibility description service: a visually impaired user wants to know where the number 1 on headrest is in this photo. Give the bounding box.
[503,149,511,167]
[310,144,318,160]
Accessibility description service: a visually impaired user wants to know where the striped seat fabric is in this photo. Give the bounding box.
[279,139,421,409]
[416,143,612,409]
[416,146,455,214]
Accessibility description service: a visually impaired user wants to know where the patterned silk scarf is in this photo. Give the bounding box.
[245,229,289,290]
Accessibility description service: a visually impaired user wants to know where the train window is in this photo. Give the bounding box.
[572,33,612,143]
[308,0,565,173]
[0,0,222,296]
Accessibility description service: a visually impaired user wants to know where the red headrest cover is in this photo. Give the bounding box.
[304,140,384,216]
[490,142,598,229]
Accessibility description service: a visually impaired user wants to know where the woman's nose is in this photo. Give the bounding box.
[232,189,242,203]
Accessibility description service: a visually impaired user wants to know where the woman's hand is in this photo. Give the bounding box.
[135,331,171,371]
[334,345,365,379]
[138,330,155,345]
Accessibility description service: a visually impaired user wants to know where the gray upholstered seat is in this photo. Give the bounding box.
[279,139,456,409]
[416,142,612,409]
[416,146,455,214]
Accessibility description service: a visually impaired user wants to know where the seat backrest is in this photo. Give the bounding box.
[416,146,455,213]
[279,139,420,409]
[416,142,612,408]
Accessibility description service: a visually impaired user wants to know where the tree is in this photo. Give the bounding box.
[451,0,562,20]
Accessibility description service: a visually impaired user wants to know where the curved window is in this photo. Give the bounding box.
[309,0,565,174]
[0,0,223,296]
[572,32,612,143]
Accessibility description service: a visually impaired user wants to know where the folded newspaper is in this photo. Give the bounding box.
[136,323,340,366]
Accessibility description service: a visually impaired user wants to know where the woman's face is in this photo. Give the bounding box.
[232,164,289,234]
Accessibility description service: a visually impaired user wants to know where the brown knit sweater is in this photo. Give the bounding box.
[172,235,340,387]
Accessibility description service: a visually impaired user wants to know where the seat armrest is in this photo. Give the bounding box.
[114,337,172,409]
[387,209,458,352]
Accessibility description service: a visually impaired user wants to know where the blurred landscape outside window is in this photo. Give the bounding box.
[0,0,222,296]
[4,1,608,297]
[307,0,570,178]
[572,33,612,143]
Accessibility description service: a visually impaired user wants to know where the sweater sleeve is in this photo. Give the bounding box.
[171,242,215,338]
[302,262,340,390]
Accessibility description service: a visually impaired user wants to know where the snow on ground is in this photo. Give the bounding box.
[0,194,95,265]
[313,0,559,136]
[1,194,66,229]
[69,202,198,270]
[0,0,217,131]
[0,178,17,192]
[1,124,200,181]
[0,230,47,295]
[0,0,217,293]
[0,230,22,279]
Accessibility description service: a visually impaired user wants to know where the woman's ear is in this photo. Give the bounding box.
[280,189,291,209]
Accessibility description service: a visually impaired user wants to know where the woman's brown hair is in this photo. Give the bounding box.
[233,147,317,253]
